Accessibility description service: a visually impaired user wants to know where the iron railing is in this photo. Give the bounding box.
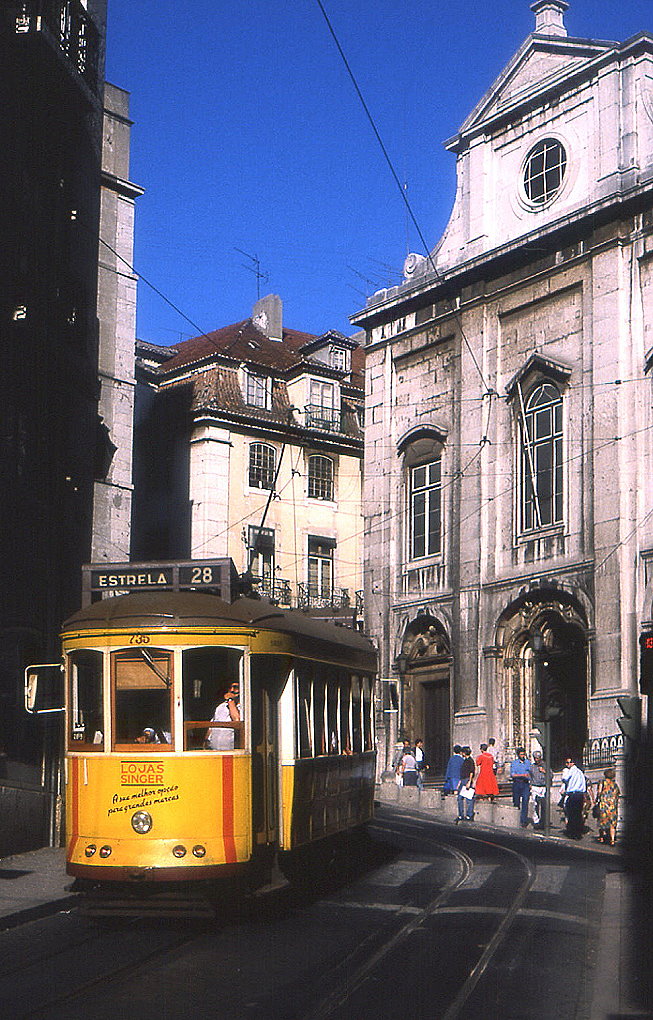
[249,578,363,616]
[304,404,342,432]
[582,734,624,768]
[297,584,351,611]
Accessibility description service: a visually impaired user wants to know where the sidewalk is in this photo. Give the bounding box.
[0,847,77,931]
[378,781,621,855]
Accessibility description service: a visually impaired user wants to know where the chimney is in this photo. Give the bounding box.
[530,0,569,38]
[252,294,283,342]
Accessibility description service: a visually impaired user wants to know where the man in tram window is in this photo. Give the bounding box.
[136,726,171,744]
[206,682,241,750]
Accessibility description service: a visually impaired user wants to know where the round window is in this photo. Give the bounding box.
[523,138,567,206]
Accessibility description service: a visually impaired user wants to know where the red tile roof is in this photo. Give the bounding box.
[159,319,319,374]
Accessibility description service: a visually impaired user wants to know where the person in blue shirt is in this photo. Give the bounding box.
[443,744,463,795]
[509,747,534,827]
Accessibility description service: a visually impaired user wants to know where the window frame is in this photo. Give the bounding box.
[248,442,276,490]
[522,138,567,208]
[409,459,442,560]
[307,454,334,501]
[111,647,175,752]
[246,369,271,409]
[518,381,564,534]
[307,535,335,599]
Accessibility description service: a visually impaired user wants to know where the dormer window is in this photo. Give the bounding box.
[330,345,350,372]
[246,370,271,409]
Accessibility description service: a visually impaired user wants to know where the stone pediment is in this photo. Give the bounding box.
[451,35,615,147]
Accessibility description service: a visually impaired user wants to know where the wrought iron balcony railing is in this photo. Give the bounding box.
[304,404,342,432]
[249,578,363,617]
[250,576,293,607]
[13,1,99,93]
[297,584,351,611]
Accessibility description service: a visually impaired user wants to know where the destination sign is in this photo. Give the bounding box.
[84,559,236,604]
[92,569,174,590]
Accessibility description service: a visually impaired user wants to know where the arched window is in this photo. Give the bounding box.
[520,382,563,532]
[307,455,334,500]
[249,443,276,489]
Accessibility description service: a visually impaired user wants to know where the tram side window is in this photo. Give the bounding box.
[113,649,172,749]
[69,650,104,749]
[362,677,373,751]
[339,674,352,754]
[327,679,339,754]
[313,666,326,756]
[351,677,362,753]
[297,669,313,757]
[182,647,243,751]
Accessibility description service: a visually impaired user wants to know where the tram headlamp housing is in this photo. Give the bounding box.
[172,845,187,858]
[85,844,97,857]
[99,846,112,858]
[131,810,153,834]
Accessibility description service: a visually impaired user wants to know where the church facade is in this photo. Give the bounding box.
[352,2,653,773]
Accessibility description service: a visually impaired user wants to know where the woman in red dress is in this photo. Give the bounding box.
[475,743,499,799]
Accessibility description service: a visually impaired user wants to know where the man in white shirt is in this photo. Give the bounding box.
[207,683,241,751]
[560,755,587,838]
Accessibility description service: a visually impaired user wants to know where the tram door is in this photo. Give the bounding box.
[250,656,284,847]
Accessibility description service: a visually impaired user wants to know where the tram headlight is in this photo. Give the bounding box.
[192,845,206,858]
[131,810,153,834]
[172,845,186,858]
[85,845,97,857]
[99,846,112,858]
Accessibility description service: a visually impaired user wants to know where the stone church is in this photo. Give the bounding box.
[352,1,653,773]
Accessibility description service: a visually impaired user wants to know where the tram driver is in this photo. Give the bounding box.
[135,726,171,744]
[206,682,241,750]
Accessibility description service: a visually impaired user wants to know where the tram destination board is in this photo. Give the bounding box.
[83,559,238,604]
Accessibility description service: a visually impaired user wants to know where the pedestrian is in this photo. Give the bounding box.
[414,738,427,791]
[401,745,419,787]
[443,744,463,795]
[594,767,620,846]
[475,743,499,800]
[560,754,587,839]
[509,747,533,828]
[487,736,499,774]
[530,749,547,828]
[456,746,476,821]
[393,739,412,787]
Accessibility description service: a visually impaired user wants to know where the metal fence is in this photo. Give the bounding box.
[582,734,624,769]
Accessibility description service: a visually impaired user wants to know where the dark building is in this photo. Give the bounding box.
[0,1,108,832]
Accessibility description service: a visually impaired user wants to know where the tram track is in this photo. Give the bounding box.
[1,810,605,1020]
[301,810,536,1020]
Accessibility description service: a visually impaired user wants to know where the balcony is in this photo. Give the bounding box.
[13,1,100,94]
[304,404,342,433]
[249,577,363,619]
[250,576,293,607]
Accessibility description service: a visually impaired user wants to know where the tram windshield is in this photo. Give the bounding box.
[69,649,104,749]
[112,649,173,749]
[182,647,244,751]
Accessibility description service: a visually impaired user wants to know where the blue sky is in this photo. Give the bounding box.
[105,0,652,345]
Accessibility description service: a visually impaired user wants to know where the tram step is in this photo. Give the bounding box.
[79,894,216,919]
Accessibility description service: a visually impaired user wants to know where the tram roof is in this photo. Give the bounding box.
[62,592,377,670]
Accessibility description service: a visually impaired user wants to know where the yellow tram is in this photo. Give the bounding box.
[27,591,377,886]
